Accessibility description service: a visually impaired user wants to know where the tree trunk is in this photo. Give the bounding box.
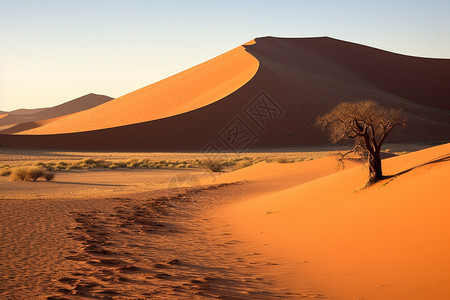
[367,151,383,185]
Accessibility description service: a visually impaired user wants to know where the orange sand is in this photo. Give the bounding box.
[0,145,448,298]
[24,42,259,134]
[0,94,112,134]
[218,143,450,299]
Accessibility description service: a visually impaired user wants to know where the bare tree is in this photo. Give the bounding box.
[316,100,406,186]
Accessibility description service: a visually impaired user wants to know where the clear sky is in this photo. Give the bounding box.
[0,0,449,111]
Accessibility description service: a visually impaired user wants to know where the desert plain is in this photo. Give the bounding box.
[0,142,449,299]
[0,36,449,300]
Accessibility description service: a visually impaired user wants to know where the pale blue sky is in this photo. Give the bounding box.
[1,0,449,111]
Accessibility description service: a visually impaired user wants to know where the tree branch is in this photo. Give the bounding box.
[377,122,404,148]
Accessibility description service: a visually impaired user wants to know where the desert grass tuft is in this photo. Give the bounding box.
[0,168,11,176]
[9,166,55,182]
[10,167,30,181]
[27,166,46,181]
[276,157,295,164]
[202,159,223,172]
[233,159,253,170]
[44,172,55,181]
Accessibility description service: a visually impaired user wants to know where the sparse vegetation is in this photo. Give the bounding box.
[0,168,11,176]
[9,166,56,182]
[233,159,253,170]
[4,148,404,177]
[10,167,29,181]
[28,166,45,181]
[276,157,295,164]
[44,172,55,181]
[202,159,223,172]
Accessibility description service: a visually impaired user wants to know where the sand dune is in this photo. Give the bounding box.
[0,93,112,134]
[23,42,259,134]
[220,143,450,299]
[1,143,448,298]
[1,37,449,150]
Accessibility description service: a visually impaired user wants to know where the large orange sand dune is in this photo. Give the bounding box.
[23,42,259,134]
[1,37,449,150]
[0,93,113,134]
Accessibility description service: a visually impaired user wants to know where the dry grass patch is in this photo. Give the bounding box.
[27,166,45,181]
[9,166,55,182]
[10,167,29,181]
[233,159,253,170]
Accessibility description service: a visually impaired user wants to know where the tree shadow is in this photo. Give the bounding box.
[383,153,450,180]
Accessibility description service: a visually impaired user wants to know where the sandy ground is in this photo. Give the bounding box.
[222,143,450,299]
[0,169,204,200]
[0,171,314,299]
[1,144,449,299]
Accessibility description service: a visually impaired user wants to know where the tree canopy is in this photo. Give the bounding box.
[316,100,406,185]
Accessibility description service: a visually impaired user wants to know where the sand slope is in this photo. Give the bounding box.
[223,143,450,299]
[0,94,113,134]
[23,42,259,134]
[2,37,449,150]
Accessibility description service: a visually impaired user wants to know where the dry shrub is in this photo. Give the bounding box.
[83,158,95,164]
[128,162,141,168]
[10,167,29,181]
[202,159,223,172]
[28,166,45,181]
[276,157,294,164]
[68,163,82,170]
[233,159,252,170]
[1,168,11,176]
[10,166,55,182]
[44,172,55,181]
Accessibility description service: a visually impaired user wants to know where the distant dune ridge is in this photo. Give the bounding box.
[1,37,449,150]
[0,93,113,134]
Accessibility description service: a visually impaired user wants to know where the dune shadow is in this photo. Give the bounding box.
[50,181,127,187]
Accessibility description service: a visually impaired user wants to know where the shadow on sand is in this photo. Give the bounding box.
[384,153,450,181]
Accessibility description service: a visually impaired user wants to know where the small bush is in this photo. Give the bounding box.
[68,163,82,170]
[94,160,111,168]
[233,159,252,170]
[83,158,95,164]
[28,166,45,181]
[1,168,11,176]
[128,162,141,168]
[44,172,55,181]
[34,162,47,167]
[276,157,294,164]
[202,159,223,172]
[10,167,29,181]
